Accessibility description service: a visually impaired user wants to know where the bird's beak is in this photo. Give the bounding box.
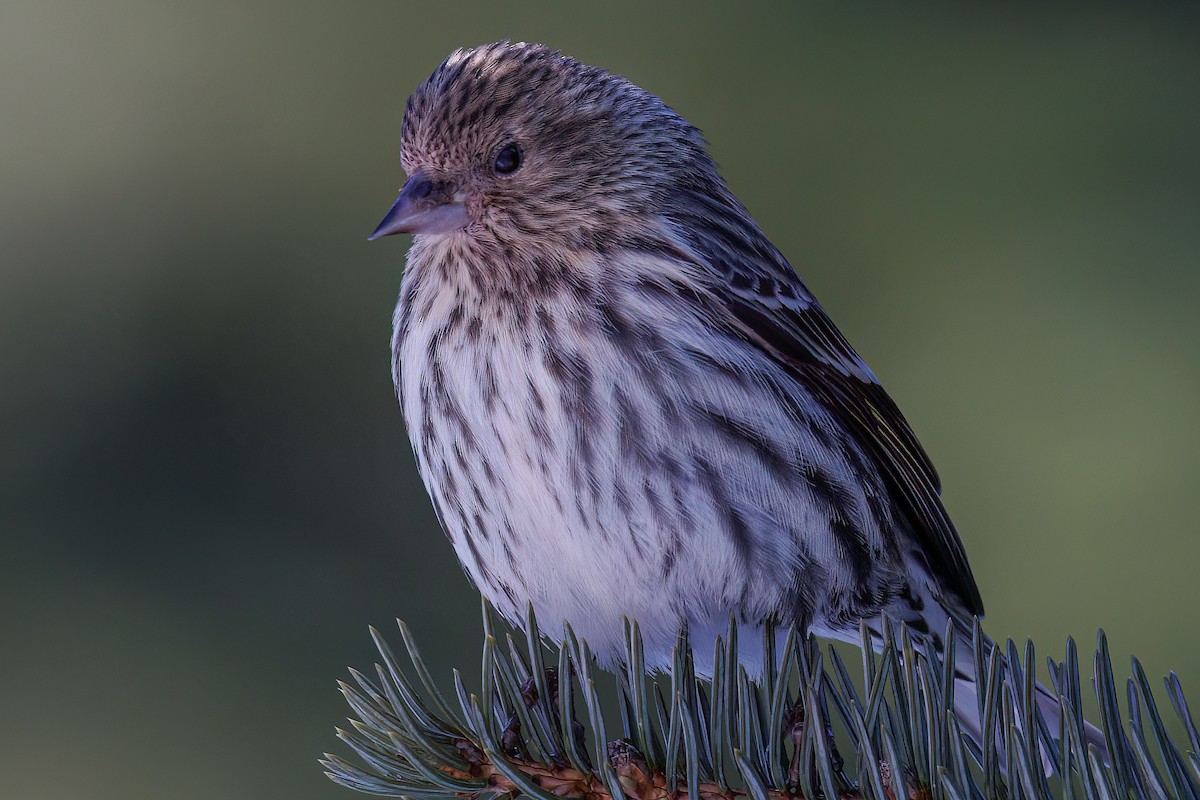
[369,173,469,239]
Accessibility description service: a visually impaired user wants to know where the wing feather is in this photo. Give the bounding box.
[723,279,984,616]
[663,192,983,616]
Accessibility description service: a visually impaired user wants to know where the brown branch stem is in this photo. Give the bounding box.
[441,739,930,800]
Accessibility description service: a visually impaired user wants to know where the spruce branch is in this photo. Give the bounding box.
[323,601,1200,799]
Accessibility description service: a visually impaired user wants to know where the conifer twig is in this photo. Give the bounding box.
[323,602,1200,799]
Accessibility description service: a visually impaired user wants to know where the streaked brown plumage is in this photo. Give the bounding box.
[370,41,1093,755]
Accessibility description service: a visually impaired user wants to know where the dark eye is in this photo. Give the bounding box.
[493,144,522,175]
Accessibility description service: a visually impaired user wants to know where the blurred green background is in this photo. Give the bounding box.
[2,2,1198,798]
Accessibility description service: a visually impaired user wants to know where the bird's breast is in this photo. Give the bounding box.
[391,245,903,665]
[394,254,697,627]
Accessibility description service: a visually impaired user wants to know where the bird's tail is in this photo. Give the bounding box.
[949,659,1109,774]
[863,611,1110,775]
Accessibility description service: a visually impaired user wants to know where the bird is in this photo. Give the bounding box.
[369,41,1088,756]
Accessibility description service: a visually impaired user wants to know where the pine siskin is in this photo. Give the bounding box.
[369,41,1094,754]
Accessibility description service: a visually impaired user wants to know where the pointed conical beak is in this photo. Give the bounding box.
[369,173,469,239]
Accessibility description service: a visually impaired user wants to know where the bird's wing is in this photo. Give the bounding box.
[699,242,984,617]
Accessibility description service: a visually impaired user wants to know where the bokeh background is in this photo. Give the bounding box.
[3,3,1198,798]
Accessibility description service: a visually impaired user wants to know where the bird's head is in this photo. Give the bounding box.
[371,42,722,257]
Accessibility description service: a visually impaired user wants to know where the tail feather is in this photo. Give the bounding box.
[922,620,1111,775]
[858,566,1111,774]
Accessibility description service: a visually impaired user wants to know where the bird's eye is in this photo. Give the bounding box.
[493,144,522,175]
